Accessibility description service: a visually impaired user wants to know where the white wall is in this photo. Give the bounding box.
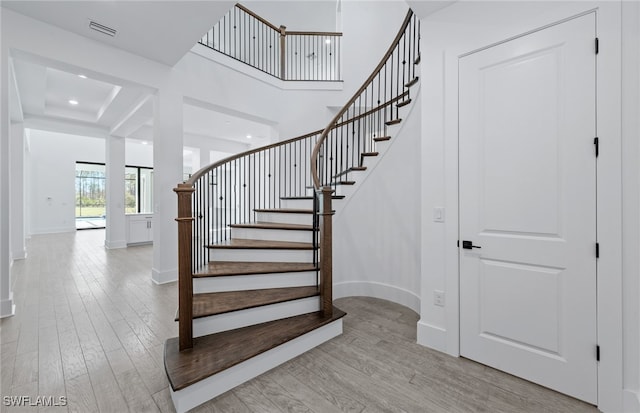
[333,86,422,312]
[621,2,640,411]
[414,2,631,411]
[125,141,153,167]
[340,0,409,98]
[28,130,155,234]
[243,1,338,32]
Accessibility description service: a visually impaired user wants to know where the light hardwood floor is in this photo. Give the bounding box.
[1,230,598,413]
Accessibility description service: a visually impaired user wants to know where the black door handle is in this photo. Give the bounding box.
[462,240,481,250]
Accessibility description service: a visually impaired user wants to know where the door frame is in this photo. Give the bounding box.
[433,3,622,411]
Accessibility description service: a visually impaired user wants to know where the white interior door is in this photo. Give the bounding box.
[459,13,597,404]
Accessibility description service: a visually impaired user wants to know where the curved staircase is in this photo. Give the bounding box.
[164,8,421,413]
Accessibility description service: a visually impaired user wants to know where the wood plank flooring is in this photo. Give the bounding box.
[1,230,598,413]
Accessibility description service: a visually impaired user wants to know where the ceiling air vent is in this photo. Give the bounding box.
[88,20,117,37]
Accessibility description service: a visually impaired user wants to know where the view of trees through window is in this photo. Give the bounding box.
[75,162,153,218]
[75,163,106,218]
[125,166,154,214]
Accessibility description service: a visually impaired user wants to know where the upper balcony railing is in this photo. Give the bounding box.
[199,3,342,81]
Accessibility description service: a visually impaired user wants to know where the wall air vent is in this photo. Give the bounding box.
[88,20,117,37]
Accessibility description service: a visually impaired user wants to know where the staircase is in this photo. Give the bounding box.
[165,9,420,413]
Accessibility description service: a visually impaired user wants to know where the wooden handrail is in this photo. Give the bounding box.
[233,4,342,38]
[310,9,414,189]
[235,3,280,32]
[185,95,407,187]
[201,3,343,82]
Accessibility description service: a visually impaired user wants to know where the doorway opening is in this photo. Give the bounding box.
[75,162,106,230]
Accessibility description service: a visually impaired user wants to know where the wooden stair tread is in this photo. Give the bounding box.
[332,180,355,186]
[396,98,412,108]
[374,136,391,142]
[194,261,318,277]
[165,306,346,391]
[189,286,320,320]
[254,208,313,214]
[333,166,367,179]
[385,118,402,126]
[229,222,315,231]
[405,76,419,87]
[206,239,315,250]
[361,152,379,157]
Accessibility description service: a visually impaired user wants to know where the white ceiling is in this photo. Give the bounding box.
[1,1,235,66]
[5,1,274,154]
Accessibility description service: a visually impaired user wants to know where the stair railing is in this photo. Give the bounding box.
[176,8,419,350]
[311,9,418,190]
[175,129,324,349]
[199,3,342,81]
[310,9,420,316]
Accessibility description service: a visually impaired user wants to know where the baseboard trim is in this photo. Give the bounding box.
[10,249,26,261]
[104,239,127,249]
[334,281,420,313]
[623,389,640,413]
[417,320,447,353]
[152,268,177,285]
[0,293,16,318]
[170,318,343,413]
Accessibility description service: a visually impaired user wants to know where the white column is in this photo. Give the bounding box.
[9,122,26,260]
[199,147,210,171]
[0,31,15,318]
[152,77,183,284]
[105,135,127,249]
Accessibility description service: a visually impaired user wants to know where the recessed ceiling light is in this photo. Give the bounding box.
[68,99,79,105]
[246,135,252,139]
[141,141,148,145]
[78,74,87,79]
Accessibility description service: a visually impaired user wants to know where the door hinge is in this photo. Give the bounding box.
[596,243,600,258]
[595,38,599,54]
[594,137,599,157]
[457,240,459,248]
[596,345,600,361]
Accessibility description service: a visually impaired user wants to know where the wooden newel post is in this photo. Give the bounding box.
[279,25,287,80]
[318,186,334,317]
[174,183,195,351]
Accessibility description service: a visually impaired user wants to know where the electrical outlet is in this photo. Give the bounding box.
[434,290,445,307]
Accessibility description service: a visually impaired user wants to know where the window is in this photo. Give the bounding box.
[75,162,106,218]
[125,166,154,213]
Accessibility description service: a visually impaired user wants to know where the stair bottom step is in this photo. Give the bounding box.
[166,307,345,413]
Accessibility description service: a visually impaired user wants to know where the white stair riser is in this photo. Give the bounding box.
[193,271,317,294]
[192,296,320,338]
[170,318,342,413]
[209,248,314,263]
[280,199,311,209]
[255,211,312,226]
[230,227,315,243]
